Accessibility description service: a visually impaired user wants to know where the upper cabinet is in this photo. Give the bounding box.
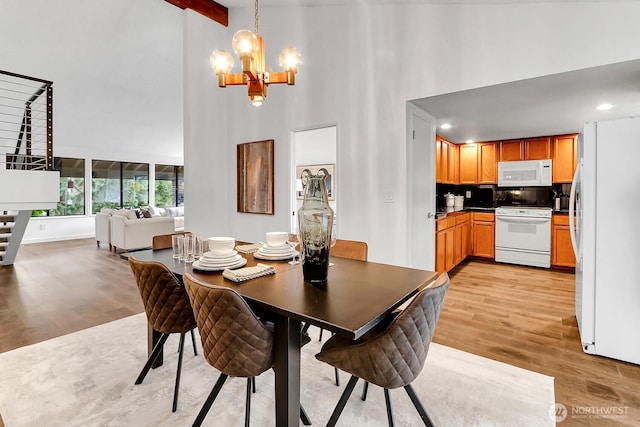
[499,140,524,161]
[458,143,478,184]
[499,137,551,161]
[436,132,576,185]
[552,134,578,183]
[436,136,458,184]
[524,137,552,160]
[477,142,497,184]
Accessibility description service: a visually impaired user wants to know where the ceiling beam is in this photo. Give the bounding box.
[165,0,228,26]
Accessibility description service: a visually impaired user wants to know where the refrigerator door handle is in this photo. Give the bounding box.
[569,161,581,259]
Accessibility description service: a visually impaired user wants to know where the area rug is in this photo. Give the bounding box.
[0,314,554,426]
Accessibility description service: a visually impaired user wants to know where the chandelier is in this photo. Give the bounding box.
[209,0,301,107]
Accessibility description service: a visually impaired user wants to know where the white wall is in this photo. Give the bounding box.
[184,2,640,265]
[1,0,184,243]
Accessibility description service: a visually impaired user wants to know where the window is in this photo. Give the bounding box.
[155,164,184,207]
[32,157,86,217]
[91,160,149,213]
[51,157,85,216]
[123,162,149,208]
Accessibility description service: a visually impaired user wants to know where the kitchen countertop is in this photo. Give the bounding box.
[435,206,571,219]
[435,206,494,219]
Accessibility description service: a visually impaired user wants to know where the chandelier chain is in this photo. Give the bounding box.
[254,0,259,34]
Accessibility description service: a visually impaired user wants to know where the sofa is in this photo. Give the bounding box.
[95,206,184,252]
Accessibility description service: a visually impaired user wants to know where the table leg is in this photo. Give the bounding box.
[273,315,301,427]
[148,323,164,368]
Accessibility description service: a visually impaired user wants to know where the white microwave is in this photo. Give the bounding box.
[497,159,552,187]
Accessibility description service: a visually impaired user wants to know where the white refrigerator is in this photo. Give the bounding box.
[570,116,640,365]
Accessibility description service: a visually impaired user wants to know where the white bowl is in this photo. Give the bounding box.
[208,236,236,255]
[266,231,288,247]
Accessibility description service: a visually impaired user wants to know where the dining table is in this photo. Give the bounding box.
[123,246,438,427]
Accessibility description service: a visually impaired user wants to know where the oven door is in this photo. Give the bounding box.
[495,215,551,253]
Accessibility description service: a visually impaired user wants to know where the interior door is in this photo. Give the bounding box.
[406,103,436,270]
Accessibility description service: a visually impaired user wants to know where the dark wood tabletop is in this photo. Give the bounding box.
[123,246,438,426]
[125,247,438,339]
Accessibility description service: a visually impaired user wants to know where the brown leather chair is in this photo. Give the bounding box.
[315,273,450,427]
[128,256,198,413]
[152,231,187,250]
[330,239,368,262]
[183,273,311,427]
[309,238,368,385]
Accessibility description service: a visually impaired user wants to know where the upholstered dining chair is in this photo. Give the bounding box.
[128,256,198,413]
[315,273,450,427]
[304,238,368,386]
[183,273,312,427]
[152,231,187,250]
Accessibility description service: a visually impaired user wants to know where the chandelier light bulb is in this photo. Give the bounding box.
[210,50,234,74]
[279,47,301,72]
[232,30,258,58]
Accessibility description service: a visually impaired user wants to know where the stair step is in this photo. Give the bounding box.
[0,217,16,223]
[0,233,11,240]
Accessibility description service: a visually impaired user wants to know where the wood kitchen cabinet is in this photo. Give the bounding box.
[500,139,525,161]
[552,134,578,183]
[477,142,497,184]
[524,137,551,160]
[436,136,458,184]
[552,214,576,268]
[436,212,470,273]
[458,143,478,184]
[436,216,455,273]
[471,212,495,259]
[454,213,470,265]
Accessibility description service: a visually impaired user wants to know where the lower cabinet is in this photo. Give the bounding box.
[436,213,470,273]
[552,214,576,268]
[471,212,495,259]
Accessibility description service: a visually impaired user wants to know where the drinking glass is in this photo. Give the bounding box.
[194,235,204,260]
[183,234,195,263]
[171,234,181,259]
[288,231,300,265]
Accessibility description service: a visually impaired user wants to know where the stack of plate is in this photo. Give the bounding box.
[192,250,247,271]
[253,244,298,261]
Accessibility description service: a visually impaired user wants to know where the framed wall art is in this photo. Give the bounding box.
[296,164,335,200]
[237,139,274,215]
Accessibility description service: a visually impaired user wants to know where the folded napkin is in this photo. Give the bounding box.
[235,242,265,254]
[222,263,276,282]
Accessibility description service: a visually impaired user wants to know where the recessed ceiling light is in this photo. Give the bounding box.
[440,123,452,129]
[597,103,613,111]
[465,139,475,144]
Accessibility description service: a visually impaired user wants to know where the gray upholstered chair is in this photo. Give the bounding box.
[305,238,368,386]
[128,256,198,413]
[183,273,311,427]
[315,273,450,427]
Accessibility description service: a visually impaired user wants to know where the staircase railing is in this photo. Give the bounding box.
[0,69,53,171]
[0,70,54,266]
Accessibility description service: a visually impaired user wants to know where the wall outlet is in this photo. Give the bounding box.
[383,192,396,203]
[465,190,472,198]
[39,223,46,231]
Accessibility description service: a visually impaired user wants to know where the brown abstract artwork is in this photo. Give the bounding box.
[237,139,274,215]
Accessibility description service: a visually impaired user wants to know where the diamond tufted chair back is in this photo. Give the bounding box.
[315,273,450,426]
[129,256,196,335]
[128,256,198,413]
[183,273,274,378]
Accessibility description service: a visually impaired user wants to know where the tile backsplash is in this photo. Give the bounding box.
[436,183,572,209]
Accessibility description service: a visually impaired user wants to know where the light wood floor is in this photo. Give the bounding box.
[0,239,638,426]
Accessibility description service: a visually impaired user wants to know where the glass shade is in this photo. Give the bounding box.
[210,50,234,74]
[279,47,301,72]
[250,95,264,107]
[232,30,258,58]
